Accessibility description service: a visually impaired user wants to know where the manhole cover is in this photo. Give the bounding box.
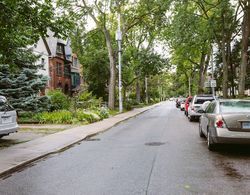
[145,142,166,146]
[84,138,101,141]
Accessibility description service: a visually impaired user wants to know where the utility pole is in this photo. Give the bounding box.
[116,9,123,112]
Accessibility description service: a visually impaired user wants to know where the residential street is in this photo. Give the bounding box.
[0,101,250,195]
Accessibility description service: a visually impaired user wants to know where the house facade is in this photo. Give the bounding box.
[32,30,82,95]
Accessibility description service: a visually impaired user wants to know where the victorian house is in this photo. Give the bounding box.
[32,30,82,95]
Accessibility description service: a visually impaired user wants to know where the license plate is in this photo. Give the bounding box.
[242,122,250,129]
[2,116,12,124]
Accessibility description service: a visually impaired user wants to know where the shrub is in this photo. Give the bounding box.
[74,91,102,109]
[34,110,73,124]
[80,110,101,123]
[97,107,109,119]
[47,90,71,111]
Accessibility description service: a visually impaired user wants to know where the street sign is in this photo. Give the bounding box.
[210,80,217,87]
[204,81,210,88]
[204,80,217,88]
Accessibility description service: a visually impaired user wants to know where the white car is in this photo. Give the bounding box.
[0,96,18,138]
[188,94,215,121]
[180,101,185,111]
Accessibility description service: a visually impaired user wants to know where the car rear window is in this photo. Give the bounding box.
[220,101,250,113]
[194,98,214,104]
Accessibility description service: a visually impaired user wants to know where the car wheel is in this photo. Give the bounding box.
[188,115,194,122]
[199,122,205,138]
[207,130,216,151]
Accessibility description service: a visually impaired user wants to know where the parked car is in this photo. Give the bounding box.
[199,99,250,151]
[184,96,192,116]
[0,96,18,138]
[180,99,186,111]
[188,94,215,121]
[176,97,185,108]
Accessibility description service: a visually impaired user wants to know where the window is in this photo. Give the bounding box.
[56,63,62,76]
[64,64,70,77]
[194,98,214,104]
[73,57,78,67]
[220,101,250,113]
[41,58,45,69]
[56,44,63,54]
[206,103,216,113]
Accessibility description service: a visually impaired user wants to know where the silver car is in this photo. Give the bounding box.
[199,99,250,151]
[0,96,18,138]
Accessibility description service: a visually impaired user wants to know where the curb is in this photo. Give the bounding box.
[0,103,161,178]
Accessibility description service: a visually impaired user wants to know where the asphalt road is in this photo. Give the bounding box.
[1,101,250,195]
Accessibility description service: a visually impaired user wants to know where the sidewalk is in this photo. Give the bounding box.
[0,103,160,177]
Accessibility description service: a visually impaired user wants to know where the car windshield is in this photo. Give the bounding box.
[194,98,214,104]
[220,101,250,113]
[0,100,14,112]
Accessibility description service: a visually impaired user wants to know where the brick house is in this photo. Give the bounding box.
[32,30,82,95]
[48,39,71,95]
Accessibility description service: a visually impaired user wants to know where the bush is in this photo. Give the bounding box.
[34,110,73,124]
[97,107,109,119]
[80,110,101,123]
[74,91,102,109]
[47,90,71,111]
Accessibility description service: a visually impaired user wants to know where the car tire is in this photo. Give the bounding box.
[188,115,194,122]
[207,130,216,151]
[199,122,205,138]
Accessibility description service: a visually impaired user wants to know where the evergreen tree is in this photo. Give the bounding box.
[0,50,50,112]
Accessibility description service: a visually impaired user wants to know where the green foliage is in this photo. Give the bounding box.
[32,109,108,124]
[73,90,103,110]
[47,90,70,111]
[71,29,110,100]
[34,110,73,124]
[0,0,72,67]
[94,107,110,119]
[0,62,50,112]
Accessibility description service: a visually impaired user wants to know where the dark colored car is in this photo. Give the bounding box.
[199,99,250,151]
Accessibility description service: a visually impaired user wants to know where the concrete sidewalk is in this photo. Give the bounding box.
[0,103,160,177]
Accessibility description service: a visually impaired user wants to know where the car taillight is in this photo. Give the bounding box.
[215,115,226,128]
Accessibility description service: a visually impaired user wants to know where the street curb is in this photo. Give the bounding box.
[0,103,161,178]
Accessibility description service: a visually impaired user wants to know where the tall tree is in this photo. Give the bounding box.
[239,0,250,96]
[58,0,170,108]
[0,0,71,111]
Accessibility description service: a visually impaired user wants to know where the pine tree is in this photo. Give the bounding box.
[0,49,50,112]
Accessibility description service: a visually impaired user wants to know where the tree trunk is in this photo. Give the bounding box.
[198,52,207,94]
[136,79,140,103]
[145,76,148,104]
[227,43,235,97]
[103,28,116,109]
[220,39,228,98]
[239,2,250,97]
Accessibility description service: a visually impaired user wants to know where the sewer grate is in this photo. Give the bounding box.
[84,138,101,141]
[145,142,166,146]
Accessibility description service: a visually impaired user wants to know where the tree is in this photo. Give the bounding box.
[239,0,250,96]
[58,0,170,108]
[0,0,71,112]
[0,53,50,112]
[71,28,110,100]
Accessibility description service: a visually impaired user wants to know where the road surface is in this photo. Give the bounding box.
[0,101,250,195]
